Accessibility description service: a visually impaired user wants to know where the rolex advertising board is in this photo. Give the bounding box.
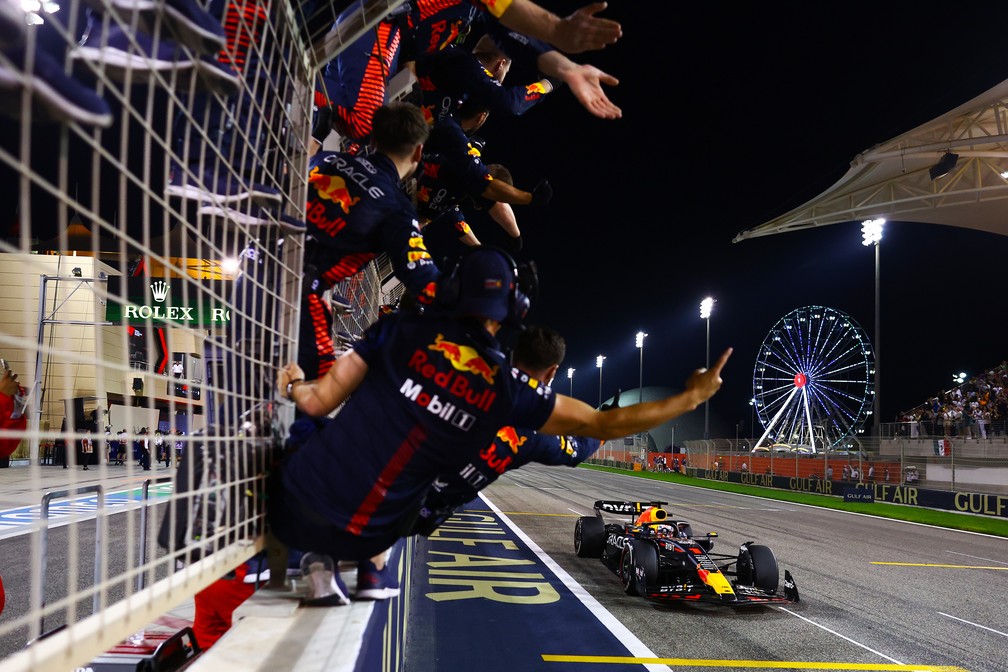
[105,277,232,326]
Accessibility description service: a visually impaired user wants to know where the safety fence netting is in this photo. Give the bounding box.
[0,1,401,669]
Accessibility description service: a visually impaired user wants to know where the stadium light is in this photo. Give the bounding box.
[635,331,647,403]
[596,355,605,407]
[700,297,715,438]
[861,218,884,441]
[567,367,575,396]
[749,397,756,438]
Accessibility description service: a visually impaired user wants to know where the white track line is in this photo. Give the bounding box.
[944,550,1008,565]
[939,612,1008,638]
[778,607,904,665]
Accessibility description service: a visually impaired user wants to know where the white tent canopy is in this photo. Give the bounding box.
[734,78,1008,242]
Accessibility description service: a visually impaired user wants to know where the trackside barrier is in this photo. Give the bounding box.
[686,468,1008,519]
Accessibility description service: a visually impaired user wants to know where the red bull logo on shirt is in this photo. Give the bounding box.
[309,167,361,214]
[496,426,526,454]
[427,334,498,384]
[525,81,548,96]
[407,342,498,412]
[478,442,512,474]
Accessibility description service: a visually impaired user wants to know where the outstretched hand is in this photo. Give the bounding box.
[565,63,621,119]
[684,348,733,406]
[530,179,552,206]
[553,2,622,54]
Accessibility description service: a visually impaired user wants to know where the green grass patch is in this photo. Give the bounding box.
[581,464,1008,537]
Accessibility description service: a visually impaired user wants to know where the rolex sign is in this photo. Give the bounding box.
[105,277,232,326]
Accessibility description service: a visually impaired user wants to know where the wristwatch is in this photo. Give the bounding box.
[286,379,304,399]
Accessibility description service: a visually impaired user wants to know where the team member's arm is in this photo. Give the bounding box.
[481,176,551,207]
[485,23,620,120]
[535,50,620,119]
[451,212,483,246]
[488,201,520,238]
[491,0,621,55]
[440,127,550,209]
[538,348,733,440]
[278,353,368,417]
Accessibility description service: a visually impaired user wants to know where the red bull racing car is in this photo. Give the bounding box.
[574,500,799,605]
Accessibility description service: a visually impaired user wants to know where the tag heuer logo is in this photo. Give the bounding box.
[150,281,170,303]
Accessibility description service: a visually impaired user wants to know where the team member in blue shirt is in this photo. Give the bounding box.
[415,98,550,259]
[411,324,602,536]
[301,102,440,380]
[272,247,733,605]
[314,0,622,144]
[411,34,556,126]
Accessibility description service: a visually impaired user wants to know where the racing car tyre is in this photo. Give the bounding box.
[574,516,605,558]
[619,545,638,595]
[738,544,779,592]
[622,539,658,596]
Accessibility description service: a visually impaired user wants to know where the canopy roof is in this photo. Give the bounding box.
[734,78,1008,242]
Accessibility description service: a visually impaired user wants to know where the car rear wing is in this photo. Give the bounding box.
[593,500,668,516]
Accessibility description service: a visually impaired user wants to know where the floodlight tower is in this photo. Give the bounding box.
[700,297,715,439]
[635,331,647,403]
[596,355,605,408]
[861,218,884,440]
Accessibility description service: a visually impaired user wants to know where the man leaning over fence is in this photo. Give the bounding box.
[269,247,732,605]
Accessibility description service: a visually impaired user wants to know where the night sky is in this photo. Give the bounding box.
[468,1,1008,439]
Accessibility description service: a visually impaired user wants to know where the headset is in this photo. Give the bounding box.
[436,245,536,326]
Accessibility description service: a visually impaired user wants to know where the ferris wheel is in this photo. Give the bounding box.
[752,306,875,452]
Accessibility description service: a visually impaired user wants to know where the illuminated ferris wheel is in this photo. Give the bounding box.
[752,306,875,451]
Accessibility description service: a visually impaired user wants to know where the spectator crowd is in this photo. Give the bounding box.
[899,362,1008,439]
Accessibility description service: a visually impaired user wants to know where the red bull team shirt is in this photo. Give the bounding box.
[305,150,440,301]
[413,43,552,126]
[414,422,602,534]
[273,311,555,559]
[417,116,497,214]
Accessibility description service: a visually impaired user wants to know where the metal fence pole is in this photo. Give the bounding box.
[36,485,105,640]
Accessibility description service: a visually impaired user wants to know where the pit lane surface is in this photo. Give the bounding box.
[411,464,1007,672]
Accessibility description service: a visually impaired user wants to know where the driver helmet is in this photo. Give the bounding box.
[654,524,675,538]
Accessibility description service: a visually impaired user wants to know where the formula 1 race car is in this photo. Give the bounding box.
[574,500,799,605]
